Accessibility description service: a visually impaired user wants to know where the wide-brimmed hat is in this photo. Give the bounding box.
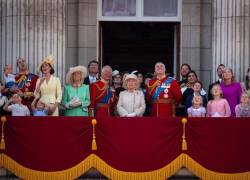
[124,74,139,89]
[125,73,138,81]
[66,65,87,84]
[37,55,54,72]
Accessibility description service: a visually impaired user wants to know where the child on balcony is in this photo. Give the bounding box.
[235,93,250,117]
[3,93,30,116]
[206,84,231,117]
[187,95,206,117]
[31,96,49,116]
[4,64,16,89]
[0,81,8,115]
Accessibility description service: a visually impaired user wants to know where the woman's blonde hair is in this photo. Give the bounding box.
[222,67,235,82]
[70,71,84,85]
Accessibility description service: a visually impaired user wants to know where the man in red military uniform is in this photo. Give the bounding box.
[89,65,116,117]
[146,62,182,117]
[3,58,38,110]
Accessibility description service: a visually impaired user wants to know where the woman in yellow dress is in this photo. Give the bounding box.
[34,55,62,116]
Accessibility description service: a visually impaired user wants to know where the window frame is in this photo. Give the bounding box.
[97,0,182,22]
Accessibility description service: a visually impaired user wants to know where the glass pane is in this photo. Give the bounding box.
[144,0,178,17]
[102,0,136,16]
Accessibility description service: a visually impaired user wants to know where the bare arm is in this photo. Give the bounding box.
[3,99,12,112]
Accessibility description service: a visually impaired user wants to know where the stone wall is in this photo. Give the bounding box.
[212,0,250,82]
[182,0,213,90]
[66,0,97,72]
[0,0,66,81]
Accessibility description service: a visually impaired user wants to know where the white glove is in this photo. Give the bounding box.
[127,112,137,117]
[70,101,81,107]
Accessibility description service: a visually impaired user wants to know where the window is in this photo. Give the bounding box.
[143,0,178,17]
[102,0,136,16]
[98,0,181,21]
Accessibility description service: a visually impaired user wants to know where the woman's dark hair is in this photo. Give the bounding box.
[50,66,55,74]
[245,68,250,90]
[40,63,55,74]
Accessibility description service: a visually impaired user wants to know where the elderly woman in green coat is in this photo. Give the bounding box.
[62,66,90,116]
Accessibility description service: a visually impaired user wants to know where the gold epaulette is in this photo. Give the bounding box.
[95,82,107,91]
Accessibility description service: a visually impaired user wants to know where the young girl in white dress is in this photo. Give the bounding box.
[235,93,250,117]
[187,95,206,117]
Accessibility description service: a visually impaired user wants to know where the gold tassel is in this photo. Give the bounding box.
[0,116,7,150]
[182,139,187,151]
[91,119,97,151]
[181,117,187,151]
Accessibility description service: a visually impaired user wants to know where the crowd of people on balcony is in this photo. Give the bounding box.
[0,55,250,118]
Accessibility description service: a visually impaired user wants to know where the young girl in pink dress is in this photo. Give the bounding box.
[206,84,231,117]
[187,95,206,117]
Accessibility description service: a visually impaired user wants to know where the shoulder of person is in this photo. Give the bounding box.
[201,107,206,110]
[28,73,39,78]
[82,84,89,88]
[64,84,71,88]
[119,90,126,96]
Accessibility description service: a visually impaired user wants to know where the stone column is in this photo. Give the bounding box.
[77,0,97,65]
[0,0,66,81]
[212,0,250,81]
[182,0,201,73]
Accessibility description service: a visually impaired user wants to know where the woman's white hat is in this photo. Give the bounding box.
[66,66,87,84]
[124,74,139,89]
[112,70,119,77]
[124,73,138,82]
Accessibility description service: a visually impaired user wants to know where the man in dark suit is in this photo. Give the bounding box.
[84,60,99,85]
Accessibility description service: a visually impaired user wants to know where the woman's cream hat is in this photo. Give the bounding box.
[37,55,54,72]
[125,73,138,82]
[66,65,87,84]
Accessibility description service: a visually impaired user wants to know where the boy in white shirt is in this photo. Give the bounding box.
[4,93,30,116]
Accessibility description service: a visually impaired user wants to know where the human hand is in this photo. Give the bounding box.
[127,112,136,117]
[69,100,81,107]
[48,104,57,115]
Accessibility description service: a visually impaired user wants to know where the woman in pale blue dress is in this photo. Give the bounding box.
[62,66,90,116]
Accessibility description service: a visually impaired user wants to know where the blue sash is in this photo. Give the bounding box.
[16,73,34,89]
[152,77,173,100]
[100,88,112,104]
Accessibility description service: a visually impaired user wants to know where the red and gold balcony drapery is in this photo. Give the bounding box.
[0,116,249,180]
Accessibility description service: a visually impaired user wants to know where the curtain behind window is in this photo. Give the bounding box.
[144,0,177,17]
[102,0,136,16]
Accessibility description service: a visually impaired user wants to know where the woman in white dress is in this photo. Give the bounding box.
[117,74,145,117]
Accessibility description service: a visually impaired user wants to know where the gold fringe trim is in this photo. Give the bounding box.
[182,154,250,180]
[0,154,93,180]
[92,154,184,180]
[0,153,250,180]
